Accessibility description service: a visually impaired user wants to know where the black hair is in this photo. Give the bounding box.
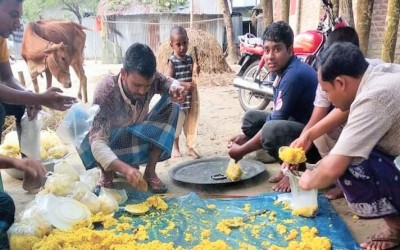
[170,26,188,40]
[123,43,156,78]
[325,26,360,48]
[318,42,368,82]
[261,21,294,48]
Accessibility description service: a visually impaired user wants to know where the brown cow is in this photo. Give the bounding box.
[21,20,88,103]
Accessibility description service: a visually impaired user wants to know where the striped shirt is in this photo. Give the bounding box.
[169,54,193,109]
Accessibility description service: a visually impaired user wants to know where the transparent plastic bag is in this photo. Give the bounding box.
[53,161,80,182]
[98,187,119,214]
[56,102,100,148]
[43,173,75,196]
[20,111,49,160]
[79,168,101,192]
[69,181,91,201]
[79,191,100,214]
[102,187,128,205]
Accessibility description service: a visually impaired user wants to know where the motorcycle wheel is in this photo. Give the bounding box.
[238,61,272,111]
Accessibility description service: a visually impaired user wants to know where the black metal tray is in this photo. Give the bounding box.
[169,157,266,184]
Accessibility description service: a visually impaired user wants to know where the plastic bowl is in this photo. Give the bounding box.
[46,197,91,231]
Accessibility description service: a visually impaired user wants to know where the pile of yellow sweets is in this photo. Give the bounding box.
[278,146,307,165]
[10,194,332,250]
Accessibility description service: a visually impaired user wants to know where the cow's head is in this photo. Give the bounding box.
[43,42,72,88]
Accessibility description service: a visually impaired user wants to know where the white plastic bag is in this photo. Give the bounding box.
[20,111,49,160]
[56,102,100,148]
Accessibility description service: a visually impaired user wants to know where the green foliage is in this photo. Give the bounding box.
[107,0,131,11]
[138,0,187,11]
[23,0,99,22]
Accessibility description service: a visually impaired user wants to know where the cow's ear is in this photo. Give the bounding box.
[43,47,56,56]
[60,42,68,49]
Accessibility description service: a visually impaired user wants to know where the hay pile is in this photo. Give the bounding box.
[156,29,231,76]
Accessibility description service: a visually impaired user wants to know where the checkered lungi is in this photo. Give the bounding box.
[338,149,400,219]
[78,94,179,169]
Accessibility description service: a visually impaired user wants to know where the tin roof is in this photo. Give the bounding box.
[98,0,227,16]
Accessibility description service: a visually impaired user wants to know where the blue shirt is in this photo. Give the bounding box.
[267,56,317,124]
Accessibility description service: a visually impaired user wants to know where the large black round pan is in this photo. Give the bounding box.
[169,157,266,184]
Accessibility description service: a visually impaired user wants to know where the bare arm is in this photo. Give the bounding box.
[299,154,351,189]
[166,60,175,78]
[307,108,349,141]
[0,62,25,91]
[291,108,348,151]
[300,106,329,136]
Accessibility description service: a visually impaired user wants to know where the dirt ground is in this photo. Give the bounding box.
[2,59,389,249]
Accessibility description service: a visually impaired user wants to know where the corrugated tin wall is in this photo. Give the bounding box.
[82,17,102,60]
[105,14,224,55]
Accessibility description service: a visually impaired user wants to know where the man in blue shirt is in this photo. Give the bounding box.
[228,21,320,190]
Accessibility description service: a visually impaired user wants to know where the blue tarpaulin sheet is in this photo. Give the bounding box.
[113,191,360,249]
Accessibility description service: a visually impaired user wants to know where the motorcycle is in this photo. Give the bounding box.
[233,0,348,111]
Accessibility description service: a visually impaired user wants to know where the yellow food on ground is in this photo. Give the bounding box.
[285,229,299,241]
[285,226,331,250]
[192,240,232,250]
[226,160,243,181]
[9,235,40,250]
[239,242,257,250]
[268,211,277,222]
[243,203,251,212]
[159,221,175,235]
[146,196,168,211]
[279,147,307,164]
[185,232,193,241]
[276,224,287,234]
[201,229,211,239]
[197,208,206,214]
[206,204,216,210]
[291,206,318,217]
[352,215,360,222]
[125,203,150,215]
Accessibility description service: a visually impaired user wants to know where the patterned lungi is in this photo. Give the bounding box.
[78,95,179,169]
[338,149,400,219]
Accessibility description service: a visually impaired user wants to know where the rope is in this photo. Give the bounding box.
[103,17,224,25]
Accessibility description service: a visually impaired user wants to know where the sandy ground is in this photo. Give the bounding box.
[1,60,391,249]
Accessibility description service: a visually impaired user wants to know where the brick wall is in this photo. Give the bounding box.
[273,0,400,62]
[366,0,400,62]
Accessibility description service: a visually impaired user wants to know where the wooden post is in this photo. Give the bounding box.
[190,0,194,28]
[18,71,25,87]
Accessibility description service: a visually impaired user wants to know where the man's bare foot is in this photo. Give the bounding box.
[325,186,344,200]
[172,148,181,158]
[272,175,291,192]
[187,148,201,159]
[269,171,284,183]
[227,134,249,148]
[360,222,400,249]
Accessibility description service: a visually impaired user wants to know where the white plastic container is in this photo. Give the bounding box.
[286,171,318,217]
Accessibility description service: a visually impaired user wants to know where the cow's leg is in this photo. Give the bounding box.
[71,62,87,103]
[32,76,39,93]
[45,69,52,90]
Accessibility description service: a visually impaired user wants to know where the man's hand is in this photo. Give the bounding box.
[26,105,42,120]
[169,85,186,103]
[228,143,245,163]
[290,132,313,152]
[13,158,47,178]
[40,87,76,111]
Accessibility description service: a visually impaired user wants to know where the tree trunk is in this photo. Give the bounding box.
[219,0,238,64]
[356,0,374,55]
[262,0,273,29]
[340,0,355,27]
[381,0,400,62]
[281,0,290,23]
[331,0,339,19]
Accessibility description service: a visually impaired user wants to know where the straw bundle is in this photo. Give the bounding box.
[156,29,231,76]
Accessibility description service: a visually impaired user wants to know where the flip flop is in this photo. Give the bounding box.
[145,178,168,194]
